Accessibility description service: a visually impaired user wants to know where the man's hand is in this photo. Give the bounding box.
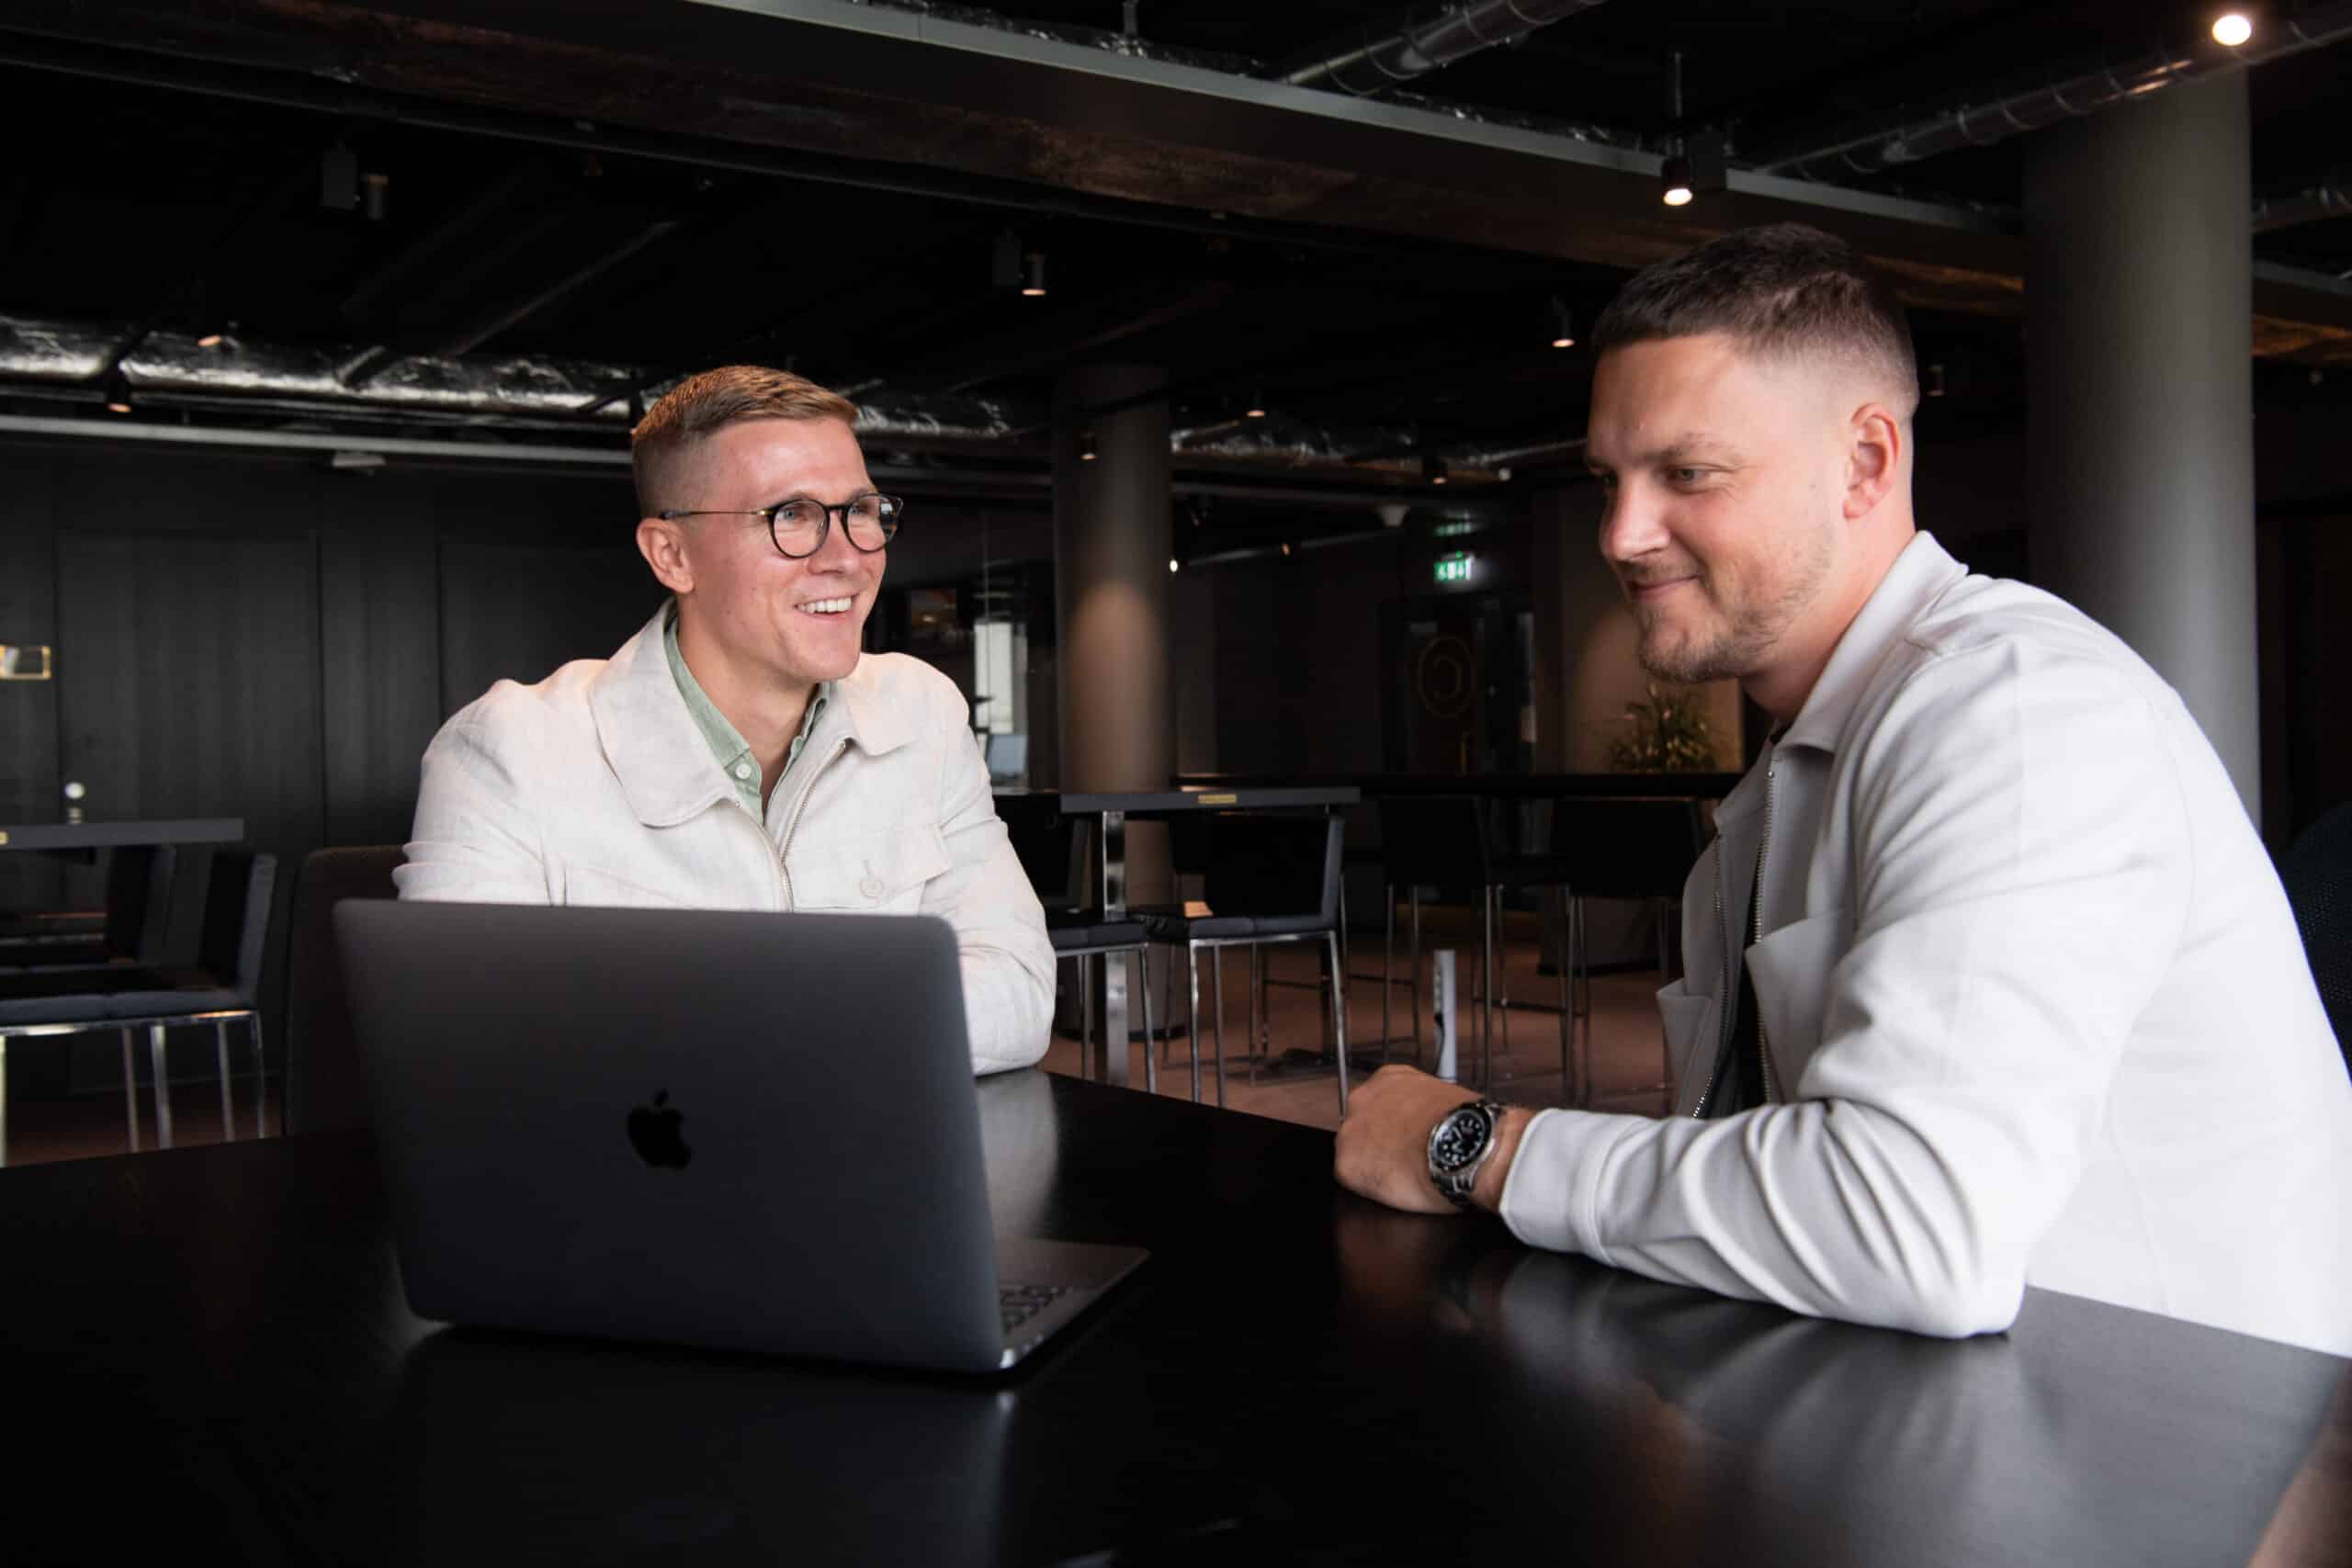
[1335,1065,1525,1215]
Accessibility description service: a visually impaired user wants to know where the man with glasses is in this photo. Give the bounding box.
[398,365,1056,1075]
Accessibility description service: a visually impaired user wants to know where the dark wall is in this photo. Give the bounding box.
[0,438,660,1048]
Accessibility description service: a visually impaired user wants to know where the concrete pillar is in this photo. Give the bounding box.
[2025,73,2259,821]
[1053,365,1172,1086]
[1053,365,1172,800]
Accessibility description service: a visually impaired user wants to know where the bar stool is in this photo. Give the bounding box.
[1547,796,1708,1108]
[0,848,276,1164]
[1142,813,1349,1113]
[998,797,1158,1091]
[1376,795,1578,1096]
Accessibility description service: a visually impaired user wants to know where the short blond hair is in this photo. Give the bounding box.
[630,365,860,516]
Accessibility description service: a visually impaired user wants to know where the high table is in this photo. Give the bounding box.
[3,1074,2343,1566]
[0,818,246,854]
[998,787,1361,1087]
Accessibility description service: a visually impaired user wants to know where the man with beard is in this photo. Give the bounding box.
[1337,223,2351,1355]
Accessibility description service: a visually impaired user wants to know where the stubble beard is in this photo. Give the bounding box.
[1631,523,1838,686]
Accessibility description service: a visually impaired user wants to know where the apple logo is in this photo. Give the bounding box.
[627,1089,692,1170]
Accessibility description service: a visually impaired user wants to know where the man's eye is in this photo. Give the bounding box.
[775,502,824,526]
[1668,467,1706,485]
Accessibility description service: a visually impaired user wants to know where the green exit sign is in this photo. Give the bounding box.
[1433,552,1475,585]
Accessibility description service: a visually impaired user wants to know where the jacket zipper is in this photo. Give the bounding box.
[1691,745,1779,1116]
[775,738,850,910]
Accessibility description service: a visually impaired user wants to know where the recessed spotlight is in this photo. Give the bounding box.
[196,331,227,349]
[2211,11,2254,46]
[1168,558,1180,573]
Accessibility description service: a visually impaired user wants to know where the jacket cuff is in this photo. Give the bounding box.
[1497,1108,1640,1264]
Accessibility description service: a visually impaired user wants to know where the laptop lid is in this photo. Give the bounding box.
[335,902,1009,1372]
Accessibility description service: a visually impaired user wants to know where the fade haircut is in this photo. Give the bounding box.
[1590,222,1919,420]
[630,365,861,517]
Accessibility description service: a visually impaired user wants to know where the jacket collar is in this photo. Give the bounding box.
[1780,530,1967,757]
[589,601,915,827]
[1712,531,1965,829]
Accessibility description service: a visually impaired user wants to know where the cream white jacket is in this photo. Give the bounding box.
[1500,534,2352,1355]
[396,604,1056,1075]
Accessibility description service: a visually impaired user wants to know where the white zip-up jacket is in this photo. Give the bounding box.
[1499,534,2352,1354]
[395,604,1057,1075]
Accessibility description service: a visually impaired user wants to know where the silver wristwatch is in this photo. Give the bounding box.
[1427,1099,1507,1210]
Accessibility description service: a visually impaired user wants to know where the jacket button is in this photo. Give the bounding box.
[859,875,885,899]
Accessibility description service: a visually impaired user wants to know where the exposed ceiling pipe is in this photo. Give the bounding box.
[2255,178,2352,234]
[1749,2,2352,179]
[1278,0,1611,96]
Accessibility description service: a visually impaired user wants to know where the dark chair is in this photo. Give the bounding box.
[282,846,406,1134]
[1142,814,1350,1112]
[1376,795,1578,1096]
[0,843,177,972]
[997,801,1157,1092]
[1547,796,1709,1106]
[2278,803,2352,1069]
[0,848,275,1163]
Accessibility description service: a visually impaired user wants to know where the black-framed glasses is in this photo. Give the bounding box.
[658,493,902,558]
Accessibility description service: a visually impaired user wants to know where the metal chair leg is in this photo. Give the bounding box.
[1138,947,1159,1097]
[1186,943,1204,1104]
[149,1023,174,1150]
[121,1029,141,1153]
[1212,946,1227,1109]
[1249,945,1263,1086]
[1556,891,1576,1106]
[1409,888,1424,1066]
[252,1013,269,1138]
[1077,953,1092,1081]
[1381,883,1394,1064]
[216,1018,234,1141]
[1328,930,1351,1116]
[1481,886,1495,1090]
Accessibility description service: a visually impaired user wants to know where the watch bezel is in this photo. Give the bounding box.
[1428,1100,1503,1208]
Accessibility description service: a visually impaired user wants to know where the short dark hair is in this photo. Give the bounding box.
[630,365,861,517]
[1590,222,1919,417]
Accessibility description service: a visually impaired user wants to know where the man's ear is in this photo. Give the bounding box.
[636,515,695,595]
[1843,402,1905,521]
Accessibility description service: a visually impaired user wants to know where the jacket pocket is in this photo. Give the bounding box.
[790,825,953,914]
[1657,980,1720,1115]
[1743,908,1849,1096]
[559,862,695,908]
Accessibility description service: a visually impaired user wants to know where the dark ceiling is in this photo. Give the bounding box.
[0,0,2346,541]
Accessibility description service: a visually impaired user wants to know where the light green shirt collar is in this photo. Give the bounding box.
[662,602,829,816]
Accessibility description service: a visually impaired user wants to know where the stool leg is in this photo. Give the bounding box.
[1481,886,1495,1089]
[1381,883,1394,1064]
[1249,944,1263,1085]
[150,1023,175,1150]
[1212,946,1227,1109]
[1329,930,1351,1117]
[252,1013,269,1138]
[0,1035,8,1168]
[1186,944,1204,1103]
[216,1019,234,1141]
[121,1029,141,1153]
[1409,889,1424,1066]
[1138,948,1159,1096]
[1556,889,1575,1106]
[1076,954,1091,1080]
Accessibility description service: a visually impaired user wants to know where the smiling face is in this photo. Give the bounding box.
[1585,333,1862,705]
[648,415,885,700]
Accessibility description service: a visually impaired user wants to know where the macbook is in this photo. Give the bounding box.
[335,900,1145,1373]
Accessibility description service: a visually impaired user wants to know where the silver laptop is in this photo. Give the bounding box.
[335,901,1146,1373]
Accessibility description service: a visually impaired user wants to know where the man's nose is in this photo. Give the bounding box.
[1598,482,1668,568]
[808,513,867,571]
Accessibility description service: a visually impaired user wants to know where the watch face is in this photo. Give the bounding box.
[1430,1106,1490,1173]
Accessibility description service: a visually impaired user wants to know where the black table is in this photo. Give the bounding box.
[997,787,1361,1086]
[0,817,245,854]
[4,1073,2344,1567]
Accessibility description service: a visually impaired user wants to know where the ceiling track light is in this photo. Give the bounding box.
[2211,11,2254,46]
[1422,452,1449,487]
[102,373,134,414]
[1079,428,1099,462]
[1548,297,1576,349]
[1245,378,1268,419]
[1661,150,1695,207]
[1021,252,1048,298]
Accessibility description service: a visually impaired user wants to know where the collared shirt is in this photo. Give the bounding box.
[662,603,828,818]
